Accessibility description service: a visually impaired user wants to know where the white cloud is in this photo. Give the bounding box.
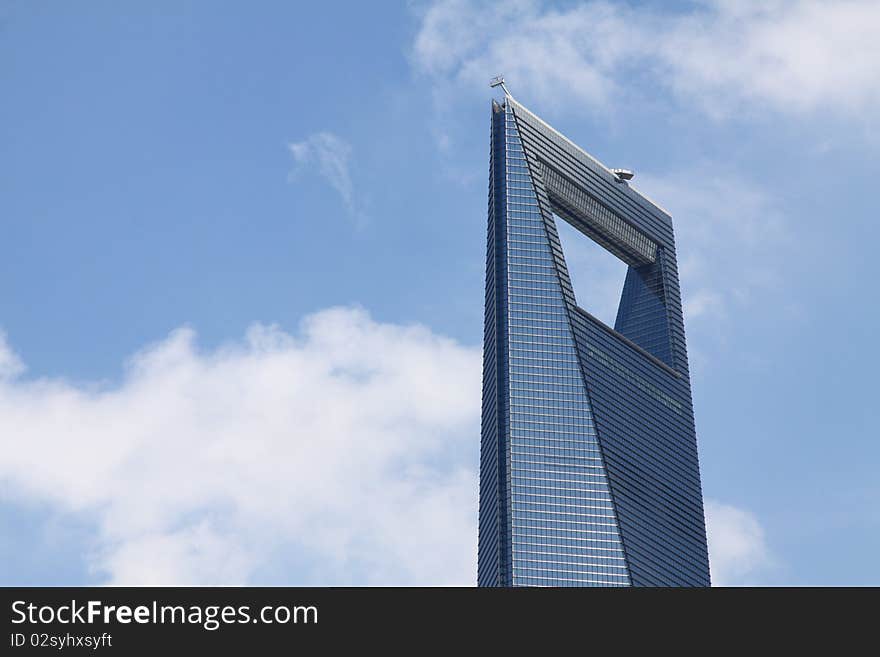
[705,499,772,585]
[413,0,880,120]
[0,331,25,381]
[288,132,358,215]
[0,309,766,587]
[0,307,481,585]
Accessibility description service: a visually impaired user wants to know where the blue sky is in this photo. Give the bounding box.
[1,1,878,585]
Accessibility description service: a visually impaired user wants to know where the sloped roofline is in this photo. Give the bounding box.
[504,96,672,219]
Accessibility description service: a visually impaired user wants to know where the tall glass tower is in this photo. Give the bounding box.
[478,93,711,587]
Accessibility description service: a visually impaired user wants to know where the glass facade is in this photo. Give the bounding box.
[478,98,711,587]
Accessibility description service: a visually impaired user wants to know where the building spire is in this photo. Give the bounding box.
[489,75,512,99]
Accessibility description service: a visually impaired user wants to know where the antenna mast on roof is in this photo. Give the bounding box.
[489,75,512,98]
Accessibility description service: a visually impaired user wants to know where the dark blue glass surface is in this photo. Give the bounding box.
[478,98,710,587]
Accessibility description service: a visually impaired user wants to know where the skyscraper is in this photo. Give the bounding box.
[478,92,711,587]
